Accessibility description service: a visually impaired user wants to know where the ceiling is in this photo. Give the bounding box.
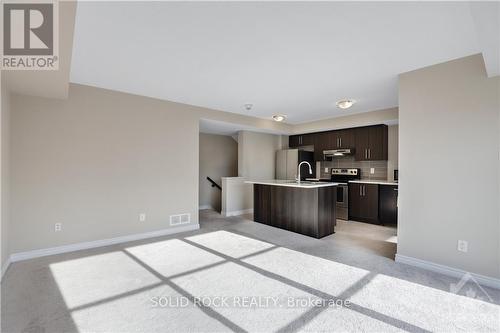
[200,118,288,137]
[70,2,498,124]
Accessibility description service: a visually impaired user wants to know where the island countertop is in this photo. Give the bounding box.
[245,180,339,188]
[348,180,398,186]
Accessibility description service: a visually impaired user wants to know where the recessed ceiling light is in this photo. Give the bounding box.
[244,103,253,111]
[272,114,286,122]
[336,99,356,109]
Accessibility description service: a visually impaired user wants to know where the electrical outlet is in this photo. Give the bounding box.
[139,213,146,222]
[54,223,62,232]
[370,168,375,174]
[457,240,468,253]
[324,167,329,173]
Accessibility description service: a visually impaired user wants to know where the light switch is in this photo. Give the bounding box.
[370,168,375,174]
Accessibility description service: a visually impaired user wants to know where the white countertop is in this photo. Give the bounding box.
[349,180,399,186]
[245,180,340,188]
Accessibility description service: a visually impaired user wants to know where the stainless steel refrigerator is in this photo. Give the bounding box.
[276,149,315,180]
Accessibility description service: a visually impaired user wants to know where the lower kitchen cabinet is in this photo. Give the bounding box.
[349,183,398,225]
[349,183,379,224]
[379,185,398,225]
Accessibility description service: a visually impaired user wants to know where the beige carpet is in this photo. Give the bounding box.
[2,210,499,332]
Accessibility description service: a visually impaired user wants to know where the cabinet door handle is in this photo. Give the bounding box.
[359,185,362,196]
[362,185,365,196]
[340,138,342,147]
[365,149,368,159]
[368,148,371,159]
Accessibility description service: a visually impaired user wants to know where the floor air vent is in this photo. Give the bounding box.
[170,213,191,226]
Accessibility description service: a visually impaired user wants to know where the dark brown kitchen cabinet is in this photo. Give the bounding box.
[254,184,271,225]
[354,125,388,161]
[289,135,300,148]
[313,131,335,161]
[349,183,379,224]
[379,185,398,225]
[301,133,315,146]
[354,128,369,160]
[332,129,355,149]
[289,134,314,148]
[348,183,363,218]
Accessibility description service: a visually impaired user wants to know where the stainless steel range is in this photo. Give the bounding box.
[331,168,361,220]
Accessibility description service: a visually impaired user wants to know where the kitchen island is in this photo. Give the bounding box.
[245,180,338,238]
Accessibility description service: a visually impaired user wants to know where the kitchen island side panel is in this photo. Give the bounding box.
[253,184,336,238]
[318,186,336,238]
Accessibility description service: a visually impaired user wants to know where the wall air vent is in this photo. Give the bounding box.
[170,213,191,226]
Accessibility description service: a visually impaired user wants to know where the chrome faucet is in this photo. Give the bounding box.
[296,161,313,184]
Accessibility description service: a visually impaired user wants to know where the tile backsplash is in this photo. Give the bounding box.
[317,156,388,180]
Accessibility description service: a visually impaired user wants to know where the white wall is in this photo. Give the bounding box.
[8,83,290,255]
[221,177,253,216]
[199,133,238,211]
[1,76,11,269]
[398,54,500,279]
[10,86,199,253]
[237,130,282,180]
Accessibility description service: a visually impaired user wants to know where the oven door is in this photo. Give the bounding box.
[336,184,348,220]
[336,185,348,207]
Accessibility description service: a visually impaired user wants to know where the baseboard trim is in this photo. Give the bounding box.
[198,205,212,210]
[223,208,253,217]
[395,254,500,290]
[1,257,12,281]
[10,224,200,263]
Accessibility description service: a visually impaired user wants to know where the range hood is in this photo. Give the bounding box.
[323,149,354,159]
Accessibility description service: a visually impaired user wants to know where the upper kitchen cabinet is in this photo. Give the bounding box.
[301,133,315,146]
[289,134,315,148]
[313,131,334,160]
[332,129,355,149]
[289,135,300,148]
[354,125,388,161]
